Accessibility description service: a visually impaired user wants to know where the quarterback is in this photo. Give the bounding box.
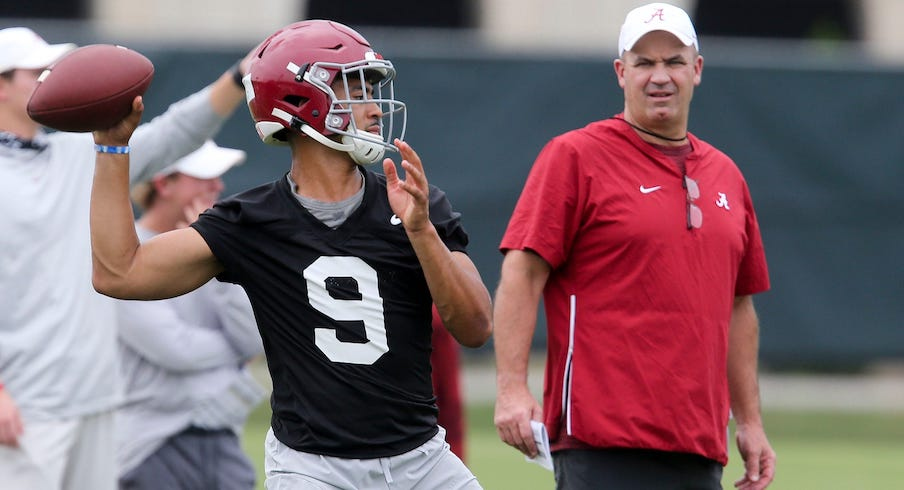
[89,20,492,490]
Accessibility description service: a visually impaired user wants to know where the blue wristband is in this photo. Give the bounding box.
[95,144,130,154]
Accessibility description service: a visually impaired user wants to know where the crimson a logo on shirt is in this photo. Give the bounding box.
[716,192,730,210]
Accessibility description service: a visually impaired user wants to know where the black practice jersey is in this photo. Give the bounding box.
[191,168,469,458]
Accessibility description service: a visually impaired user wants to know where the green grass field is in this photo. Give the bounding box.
[241,403,904,489]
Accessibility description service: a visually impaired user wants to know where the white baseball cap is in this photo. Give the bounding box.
[157,140,246,179]
[0,27,75,73]
[131,141,246,209]
[618,3,699,55]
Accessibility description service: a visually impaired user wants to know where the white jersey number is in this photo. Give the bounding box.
[304,256,388,364]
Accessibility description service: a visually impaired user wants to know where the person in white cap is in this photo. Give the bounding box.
[0,26,255,490]
[494,3,775,490]
[115,141,265,489]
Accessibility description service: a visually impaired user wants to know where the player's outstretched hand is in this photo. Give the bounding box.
[93,95,144,147]
[382,139,430,233]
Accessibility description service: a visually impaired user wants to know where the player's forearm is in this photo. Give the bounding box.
[728,295,765,427]
[209,47,256,117]
[407,226,492,347]
[90,152,141,297]
[129,87,224,183]
[208,67,248,117]
[127,63,245,184]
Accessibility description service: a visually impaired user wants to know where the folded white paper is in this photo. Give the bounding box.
[525,420,554,471]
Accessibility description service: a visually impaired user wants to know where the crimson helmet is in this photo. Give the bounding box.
[244,20,406,164]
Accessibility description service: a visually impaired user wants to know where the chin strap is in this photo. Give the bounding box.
[300,124,387,165]
[342,133,386,165]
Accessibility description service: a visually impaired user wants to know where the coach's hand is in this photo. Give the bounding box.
[734,422,776,489]
[495,385,543,458]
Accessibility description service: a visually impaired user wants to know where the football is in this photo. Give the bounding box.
[27,44,154,132]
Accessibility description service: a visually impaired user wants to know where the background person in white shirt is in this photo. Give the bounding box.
[0,26,252,490]
[117,141,265,490]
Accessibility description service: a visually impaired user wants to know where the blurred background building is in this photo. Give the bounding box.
[4,0,904,62]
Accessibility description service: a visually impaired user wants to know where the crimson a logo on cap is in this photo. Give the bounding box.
[644,8,666,24]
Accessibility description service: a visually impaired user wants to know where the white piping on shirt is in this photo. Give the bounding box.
[562,294,577,435]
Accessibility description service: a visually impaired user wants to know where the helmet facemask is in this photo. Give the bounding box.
[297,55,407,165]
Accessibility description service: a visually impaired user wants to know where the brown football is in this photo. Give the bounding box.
[27,44,154,132]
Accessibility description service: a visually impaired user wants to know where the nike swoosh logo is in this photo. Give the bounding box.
[639,185,662,194]
[390,214,402,225]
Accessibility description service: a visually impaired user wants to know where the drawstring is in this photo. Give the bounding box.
[380,457,394,484]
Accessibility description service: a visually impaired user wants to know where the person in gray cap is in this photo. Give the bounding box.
[116,141,265,490]
[493,3,775,489]
[0,26,254,490]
